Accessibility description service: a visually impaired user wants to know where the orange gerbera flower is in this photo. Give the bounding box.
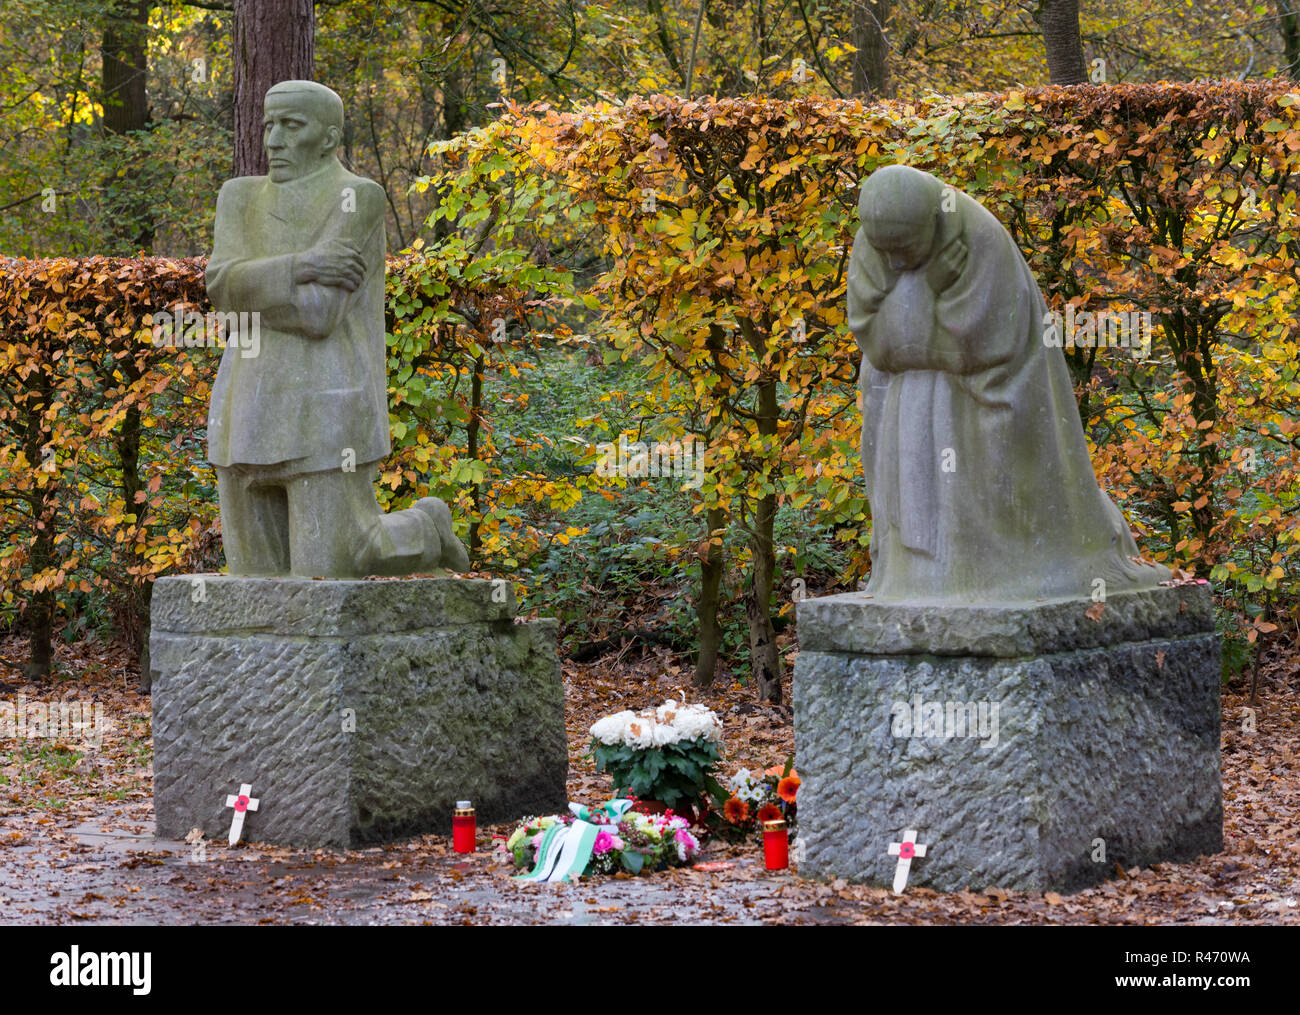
[765,765,799,780]
[777,774,801,803]
[723,796,750,825]
[756,803,783,824]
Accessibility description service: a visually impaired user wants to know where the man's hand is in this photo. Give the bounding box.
[292,238,366,291]
[926,236,967,294]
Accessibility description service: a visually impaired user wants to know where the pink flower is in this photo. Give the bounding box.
[593,830,615,855]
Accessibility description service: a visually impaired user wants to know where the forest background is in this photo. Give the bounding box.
[2,0,1300,705]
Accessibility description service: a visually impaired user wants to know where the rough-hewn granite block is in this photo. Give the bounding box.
[151,575,567,849]
[793,584,1221,892]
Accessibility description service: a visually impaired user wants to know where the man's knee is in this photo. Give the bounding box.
[216,465,290,575]
[283,465,386,576]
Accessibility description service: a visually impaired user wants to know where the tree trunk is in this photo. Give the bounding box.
[99,2,155,684]
[692,506,726,687]
[101,0,153,251]
[22,392,56,681]
[741,315,782,704]
[233,0,315,178]
[851,0,890,98]
[466,353,484,555]
[745,489,781,704]
[1281,1,1300,79]
[425,15,466,244]
[25,479,57,681]
[25,565,55,681]
[117,399,154,690]
[1039,0,1087,85]
[102,1,150,140]
[645,0,685,90]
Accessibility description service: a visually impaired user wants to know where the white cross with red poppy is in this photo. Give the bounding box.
[224,783,259,846]
[888,829,928,894]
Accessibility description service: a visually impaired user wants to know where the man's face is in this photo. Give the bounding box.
[866,212,937,273]
[263,95,335,182]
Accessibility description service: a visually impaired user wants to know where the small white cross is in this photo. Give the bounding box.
[224,783,259,846]
[887,829,928,894]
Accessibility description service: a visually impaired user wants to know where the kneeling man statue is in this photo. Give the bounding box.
[205,80,468,577]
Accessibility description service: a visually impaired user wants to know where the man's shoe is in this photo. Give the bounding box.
[414,497,470,571]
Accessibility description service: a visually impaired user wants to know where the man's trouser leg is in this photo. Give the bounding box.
[216,465,291,575]
[285,463,434,578]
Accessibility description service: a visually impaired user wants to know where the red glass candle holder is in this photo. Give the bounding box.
[452,801,476,853]
[763,819,789,870]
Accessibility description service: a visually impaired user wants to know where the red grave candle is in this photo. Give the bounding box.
[452,800,476,853]
[763,818,789,870]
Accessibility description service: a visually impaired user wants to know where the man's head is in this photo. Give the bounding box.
[859,164,943,272]
[263,80,344,183]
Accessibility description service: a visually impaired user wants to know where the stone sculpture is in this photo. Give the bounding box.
[847,164,1169,602]
[206,80,468,578]
[154,81,567,851]
[791,167,1219,892]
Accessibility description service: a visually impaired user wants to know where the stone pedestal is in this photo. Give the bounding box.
[793,584,1221,892]
[150,575,568,849]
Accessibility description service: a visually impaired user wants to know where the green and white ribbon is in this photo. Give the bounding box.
[513,799,633,884]
[569,799,633,825]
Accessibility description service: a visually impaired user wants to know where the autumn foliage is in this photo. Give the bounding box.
[3,80,1300,687]
[500,80,1300,691]
[0,251,559,682]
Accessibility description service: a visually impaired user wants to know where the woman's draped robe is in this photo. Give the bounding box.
[847,188,1168,602]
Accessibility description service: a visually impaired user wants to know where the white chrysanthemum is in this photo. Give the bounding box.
[673,704,722,742]
[656,700,680,724]
[625,812,652,834]
[728,768,764,803]
[622,715,656,749]
[591,711,635,745]
[652,721,682,747]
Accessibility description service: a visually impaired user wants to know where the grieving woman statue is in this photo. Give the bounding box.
[847,164,1168,602]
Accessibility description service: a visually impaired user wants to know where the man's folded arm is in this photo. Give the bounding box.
[291,182,385,339]
[204,177,382,340]
[292,281,351,340]
[205,182,300,321]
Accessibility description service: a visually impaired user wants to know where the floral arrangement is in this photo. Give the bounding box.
[498,805,702,877]
[588,699,727,811]
[720,760,800,839]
